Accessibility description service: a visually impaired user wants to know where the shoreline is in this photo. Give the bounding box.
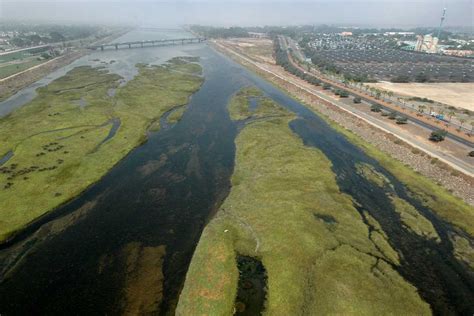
[210,40,474,206]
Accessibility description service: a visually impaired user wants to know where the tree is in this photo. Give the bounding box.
[418,105,426,113]
[388,111,397,120]
[391,75,410,83]
[447,111,456,122]
[371,104,382,112]
[375,90,382,100]
[41,52,51,60]
[459,118,466,129]
[369,87,376,96]
[339,90,349,98]
[415,72,430,83]
[49,31,65,43]
[396,116,408,124]
[387,91,394,101]
[429,129,448,142]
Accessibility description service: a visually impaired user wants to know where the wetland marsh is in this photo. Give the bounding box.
[0,29,472,315]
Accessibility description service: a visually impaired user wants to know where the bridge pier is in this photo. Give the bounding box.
[115,44,118,50]
[128,43,131,49]
[101,46,104,51]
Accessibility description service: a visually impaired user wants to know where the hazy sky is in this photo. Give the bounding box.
[1,0,473,28]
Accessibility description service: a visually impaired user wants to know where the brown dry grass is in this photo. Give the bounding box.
[369,82,474,111]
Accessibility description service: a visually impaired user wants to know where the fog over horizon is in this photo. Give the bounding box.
[0,0,472,29]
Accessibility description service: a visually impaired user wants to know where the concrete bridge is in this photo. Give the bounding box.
[88,38,206,51]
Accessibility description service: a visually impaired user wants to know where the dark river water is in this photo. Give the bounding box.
[0,30,473,315]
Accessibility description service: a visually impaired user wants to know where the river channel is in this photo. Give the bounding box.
[0,29,472,314]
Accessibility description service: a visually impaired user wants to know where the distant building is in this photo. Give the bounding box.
[248,32,268,39]
[384,32,415,36]
[442,49,474,58]
[415,34,439,53]
[340,32,353,36]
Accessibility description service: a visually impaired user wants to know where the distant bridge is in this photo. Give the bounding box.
[138,27,186,32]
[88,38,206,51]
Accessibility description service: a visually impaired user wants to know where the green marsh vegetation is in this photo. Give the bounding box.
[329,122,474,237]
[0,57,203,242]
[177,87,430,315]
[355,162,440,243]
[309,105,474,271]
[166,106,187,124]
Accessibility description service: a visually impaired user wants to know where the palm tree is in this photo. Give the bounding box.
[448,111,456,122]
[375,89,382,99]
[458,118,466,131]
[387,91,394,101]
[369,87,376,96]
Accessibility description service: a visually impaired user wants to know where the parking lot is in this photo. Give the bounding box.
[313,49,473,82]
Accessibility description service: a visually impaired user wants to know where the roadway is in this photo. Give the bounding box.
[213,40,474,176]
[285,37,306,61]
[0,45,51,57]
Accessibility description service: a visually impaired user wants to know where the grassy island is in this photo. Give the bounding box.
[0,57,203,242]
[177,87,430,315]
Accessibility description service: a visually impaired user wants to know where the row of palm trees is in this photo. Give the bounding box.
[415,104,473,133]
[342,80,473,134]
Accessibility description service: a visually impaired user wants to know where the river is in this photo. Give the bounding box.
[0,29,472,314]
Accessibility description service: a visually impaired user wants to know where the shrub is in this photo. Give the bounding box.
[415,72,430,83]
[468,151,474,157]
[388,112,397,120]
[391,75,410,83]
[396,116,408,124]
[394,139,403,145]
[322,83,331,90]
[429,129,448,142]
[339,90,349,98]
[353,96,362,104]
[370,104,382,112]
